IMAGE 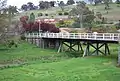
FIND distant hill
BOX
[15,3,120,22]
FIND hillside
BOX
[16,3,120,22]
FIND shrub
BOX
[45,13,48,16]
[72,22,80,28]
[58,12,63,16]
[20,35,26,40]
[64,12,69,15]
[8,40,18,48]
[38,13,43,17]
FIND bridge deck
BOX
[25,33,120,43]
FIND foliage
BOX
[20,16,60,33]
[21,1,55,11]
[58,12,63,16]
[21,4,28,11]
[115,20,120,29]
[69,1,95,28]
[103,0,110,9]
[96,12,102,19]
[38,13,43,17]
[94,0,102,6]
[0,0,7,10]
[58,1,65,12]
[72,22,81,28]
[56,20,65,27]
[27,2,35,10]
[7,40,18,48]
[64,12,69,15]
[45,13,48,16]
[67,0,75,5]
[0,0,9,43]
[116,0,120,4]
[29,13,35,23]
[39,1,55,10]
[20,35,26,40]
[56,20,73,28]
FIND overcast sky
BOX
[7,0,68,8]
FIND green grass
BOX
[0,42,120,81]
[0,42,69,65]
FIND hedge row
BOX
[38,13,49,17]
[38,12,69,17]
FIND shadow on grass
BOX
[65,51,83,58]
[0,48,10,51]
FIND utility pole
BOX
[38,20,41,33]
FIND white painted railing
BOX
[25,33,120,41]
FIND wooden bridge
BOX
[25,33,120,57]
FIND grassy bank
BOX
[0,42,120,81]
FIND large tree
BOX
[69,1,95,28]
[0,0,9,43]
[58,1,65,11]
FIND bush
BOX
[72,22,80,28]
[20,35,26,40]
[45,13,48,16]
[64,12,69,15]
[8,40,18,48]
[58,12,63,16]
[38,13,43,17]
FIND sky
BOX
[7,0,68,8]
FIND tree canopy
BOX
[69,1,95,28]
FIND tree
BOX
[116,0,120,4]
[69,1,95,28]
[103,0,110,9]
[67,0,75,5]
[50,1,55,7]
[29,13,35,23]
[0,0,7,10]
[27,2,35,10]
[0,0,9,43]
[39,1,50,9]
[94,0,102,6]
[20,16,60,33]
[59,1,65,11]
[21,4,28,11]
[8,6,18,15]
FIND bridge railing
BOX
[25,33,120,41]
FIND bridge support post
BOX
[57,40,63,53]
[57,40,83,54]
[83,42,110,57]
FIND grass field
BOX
[0,42,120,81]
